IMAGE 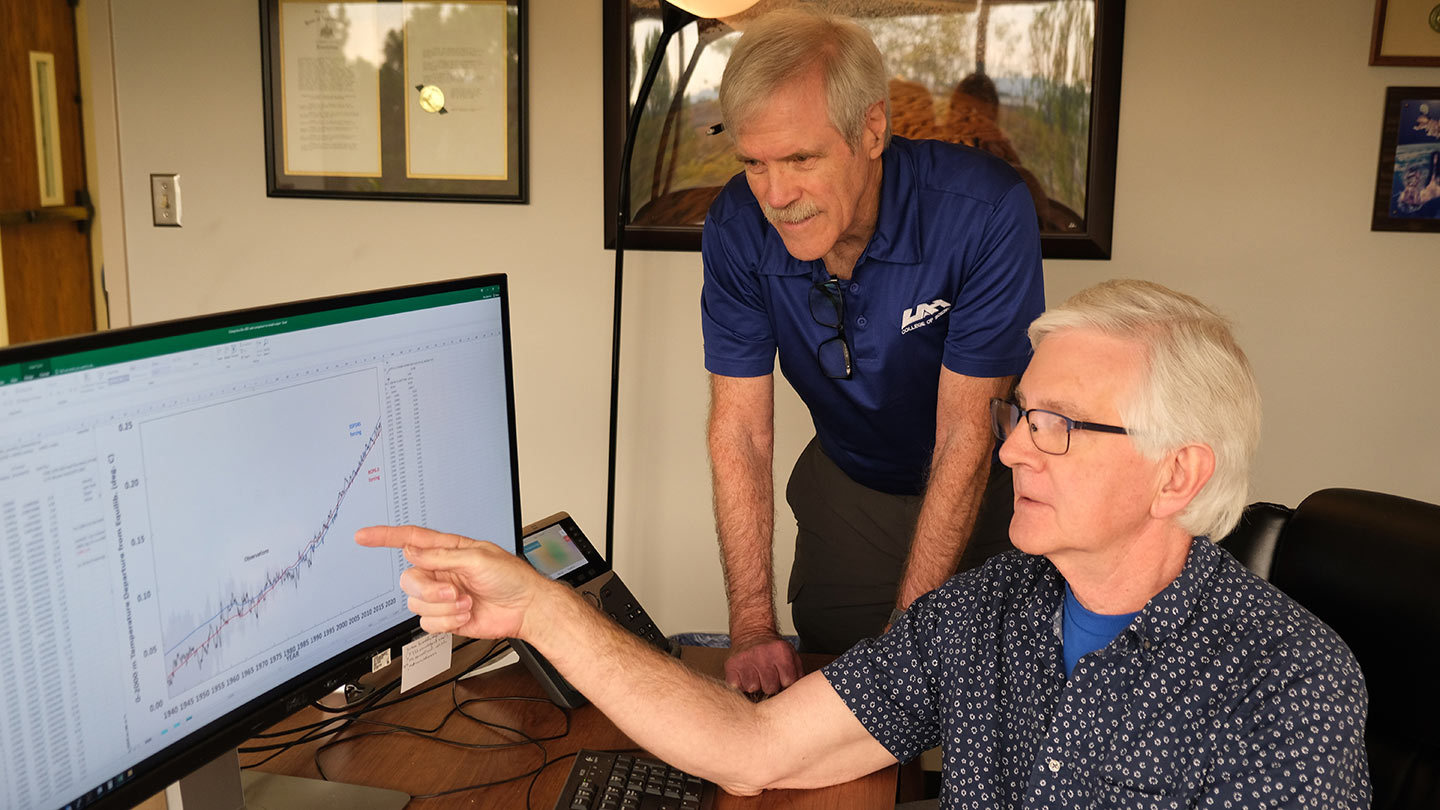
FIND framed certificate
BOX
[1370,0,1440,66]
[261,0,527,203]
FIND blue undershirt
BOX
[1061,583,1139,676]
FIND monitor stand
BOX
[168,749,408,809]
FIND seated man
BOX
[357,279,1370,808]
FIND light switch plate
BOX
[151,173,181,227]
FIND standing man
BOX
[701,9,1045,693]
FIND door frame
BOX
[0,234,9,345]
[77,0,131,329]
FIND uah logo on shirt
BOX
[901,298,952,334]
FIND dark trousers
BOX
[784,438,1014,654]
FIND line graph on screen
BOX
[144,370,394,697]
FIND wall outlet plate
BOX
[151,173,181,226]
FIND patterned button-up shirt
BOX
[823,537,1371,808]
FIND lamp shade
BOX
[666,0,758,18]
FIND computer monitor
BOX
[0,274,523,810]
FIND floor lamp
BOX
[605,0,756,562]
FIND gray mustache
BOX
[762,199,820,224]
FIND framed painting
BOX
[1372,86,1440,232]
[603,0,1125,259]
[261,0,527,203]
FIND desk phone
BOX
[514,512,675,708]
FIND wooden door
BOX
[0,0,96,346]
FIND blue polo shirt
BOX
[700,136,1045,494]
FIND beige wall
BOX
[91,0,1440,638]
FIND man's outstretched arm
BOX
[355,525,895,794]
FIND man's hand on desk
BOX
[356,525,552,640]
[724,633,803,697]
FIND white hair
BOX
[719,8,890,150]
[1029,280,1262,540]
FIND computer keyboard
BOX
[555,749,717,810]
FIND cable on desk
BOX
[237,717,358,760]
[308,686,571,787]
[237,638,506,765]
[244,637,496,747]
[526,749,579,810]
[242,635,577,800]
[453,694,572,743]
[241,679,400,748]
[310,693,570,750]
[310,698,565,800]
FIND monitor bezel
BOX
[0,273,525,810]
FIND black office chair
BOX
[1218,488,1440,810]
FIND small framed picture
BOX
[1371,87,1440,232]
[1370,0,1440,66]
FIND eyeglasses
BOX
[989,398,1128,456]
[809,278,853,380]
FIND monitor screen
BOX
[0,274,522,810]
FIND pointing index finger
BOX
[355,524,466,550]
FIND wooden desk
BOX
[240,643,896,809]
